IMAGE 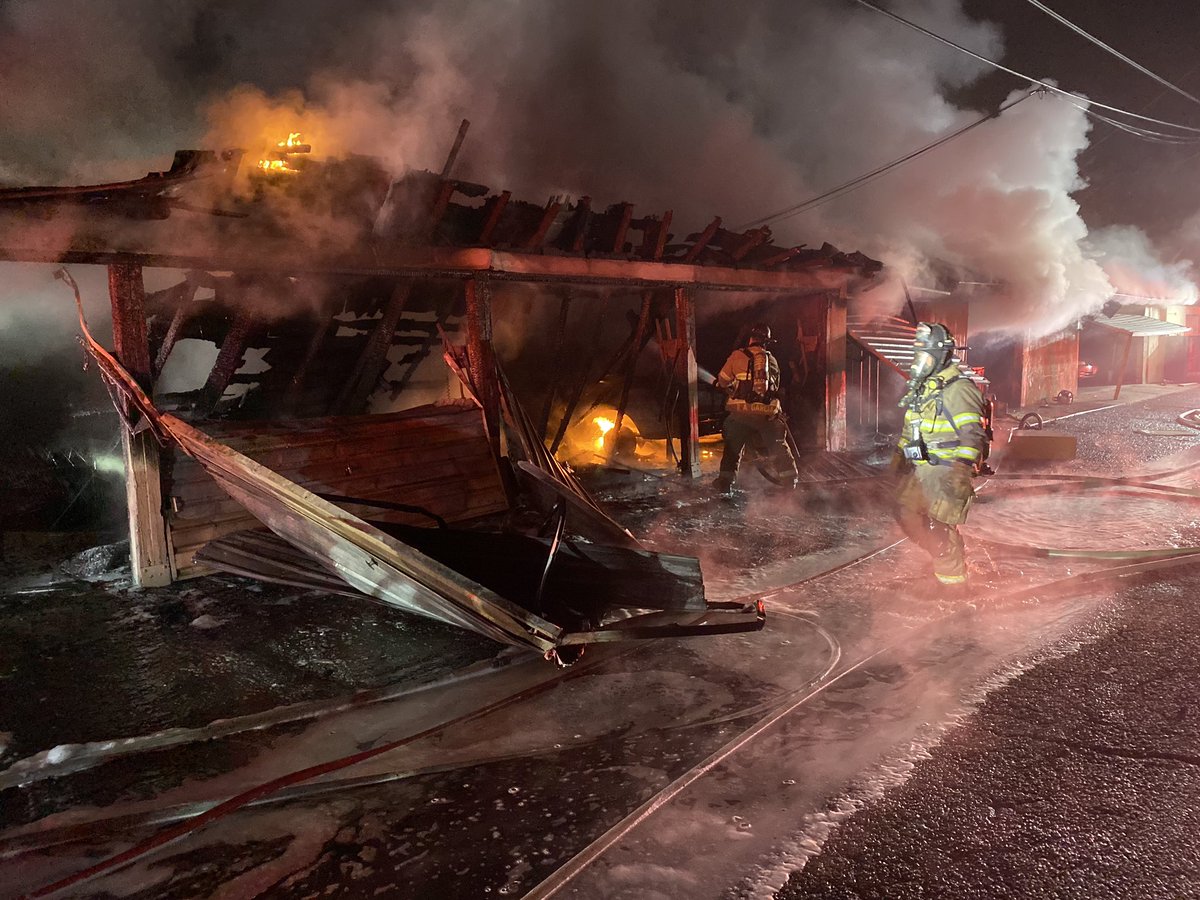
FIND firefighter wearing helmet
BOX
[712,322,798,494]
[893,322,989,586]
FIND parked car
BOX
[1079,360,1098,379]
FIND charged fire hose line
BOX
[975,466,1200,559]
[979,541,1200,562]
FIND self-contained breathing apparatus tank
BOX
[898,322,959,464]
[731,324,778,407]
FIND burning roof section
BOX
[0,138,882,289]
[0,136,884,423]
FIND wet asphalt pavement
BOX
[4,384,1200,898]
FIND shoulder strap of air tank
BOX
[932,375,965,438]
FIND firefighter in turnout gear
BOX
[894,322,988,586]
[712,323,798,494]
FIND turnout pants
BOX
[895,462,975,585]
[720,411,798,486]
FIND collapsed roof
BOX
[0,144,882,291]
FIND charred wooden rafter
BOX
[524,198,564,250]
[477,191,511,245]
[333,281,412,414]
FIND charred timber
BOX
[0,246,872,292]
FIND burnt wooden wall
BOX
[1021,329,1079,406]
[164,399,507,578]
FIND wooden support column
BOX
[824,288,849,452]
[108,262,173,587]
[334,281,412,413]
[674,285,701,478]
[465,273,502,461]
[1114,331,1134,400]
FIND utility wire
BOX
[1022,0,1200,108]
[848,0,1200,135]
[738,91,1035,230]
[1064,99,1200,145]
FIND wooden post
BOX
[108,262,173,587]
[465,273,502,460]
[1114,331,1134,400]
[674,286,701,478]
[825,289,849,452]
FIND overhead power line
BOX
[1063,98,1200,145]
[738,91,1036,230]
[1022,0,1200,108]
[848,0,1200,135]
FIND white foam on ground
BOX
[736,618,1113,899]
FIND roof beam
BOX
[0,246,860,293]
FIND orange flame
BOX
[257,158,298,175]
[256,131,309,177]
[593,415,616,449]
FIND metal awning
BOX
[1087,313,1190,337]
[1086,312,1190,401]
[847,314,988,386]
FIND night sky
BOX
[964,0,1200,240]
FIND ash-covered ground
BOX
[3,383,1200,899]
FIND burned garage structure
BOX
[0,131,881,659]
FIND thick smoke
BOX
[1,0,1197,339]
[1088,224,1198,305]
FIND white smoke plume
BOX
[1,0,1196,338]
[1088,224,1199,305]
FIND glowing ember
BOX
[593,415,616,449]
[257,158,298,175]
[256,131,310,176]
